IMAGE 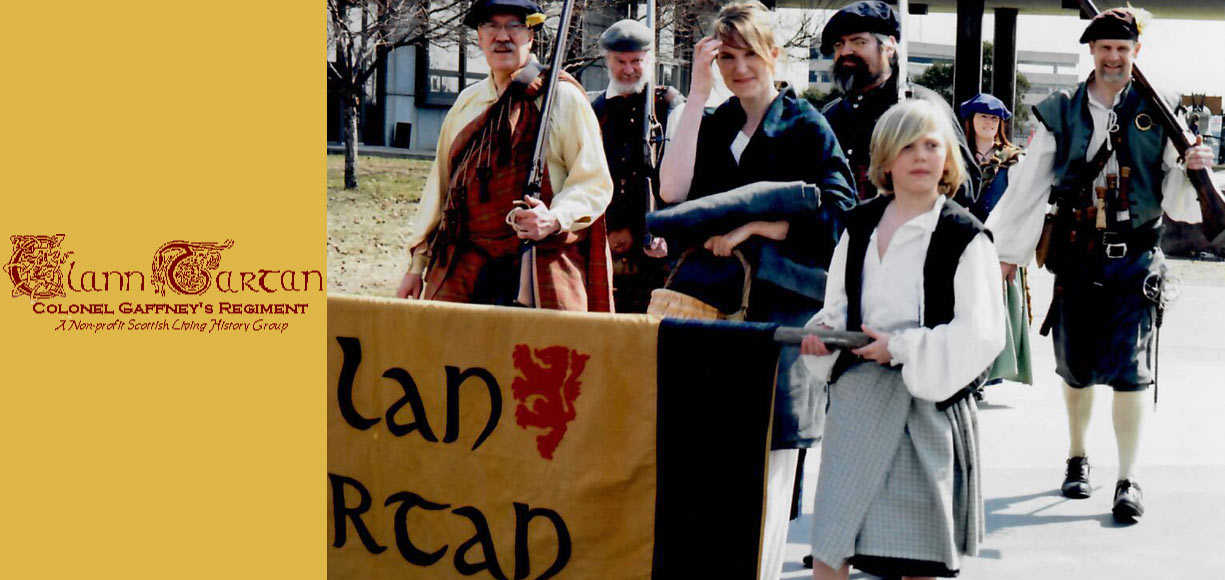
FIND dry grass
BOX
[327,154,430,297]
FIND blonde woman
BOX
[657,4,854,579]
[800,99,1004,580]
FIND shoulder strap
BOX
[1052,137,1113,206]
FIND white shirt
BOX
[730,131,751,164]
[803,196,1006,402]
[406,77,613,260]
[985,86,1203,266]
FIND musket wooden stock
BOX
[1077,0,1225,241]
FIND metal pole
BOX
[896,0,910,97]
[642,0,658,248]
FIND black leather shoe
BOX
[1061,456,1091,498]
[1113,479,1144,523]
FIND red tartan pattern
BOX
[853,162,875,201]
[423,69,612,312]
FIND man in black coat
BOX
[819,0,979,204]
[589,19,682,312]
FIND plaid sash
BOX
[852,161,875,201]
[423,65,612,312]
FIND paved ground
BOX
[779,261,1225,579]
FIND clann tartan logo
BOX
[151,240,235,296]
[6,234,72,300]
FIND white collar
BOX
[1086,84,1125,110]
[910,194,948,232]
[871,195,947,237]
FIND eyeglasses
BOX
[477,20,529,36]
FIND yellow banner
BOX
[328,295,660,579]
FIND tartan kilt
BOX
[421,237,518,305]
[809,362,983,577]
[533,221,612,312]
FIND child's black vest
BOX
[837,195,992,409]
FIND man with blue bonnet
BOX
[986,6,1217,524]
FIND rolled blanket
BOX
[646,181,820,248]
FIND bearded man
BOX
[589,18,683,312]
[819,0,978,203]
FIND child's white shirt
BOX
[803,195,1006,401]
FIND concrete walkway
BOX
[780,264,1225,579]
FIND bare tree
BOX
[327,0,845,191]
[566,1,843,93]
[327,0,467,189]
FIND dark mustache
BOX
[835,54,867,70]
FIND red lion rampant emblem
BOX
[511,344,589,460]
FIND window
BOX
[417,10,487,107]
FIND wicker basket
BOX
[646,248,751,321]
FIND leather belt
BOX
[1098,223,1161,259]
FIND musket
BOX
[1077,0,1225,241]
[773,327,870,349]
[519,0,578,305]
[641,0,659,249]
[524,0,577,201]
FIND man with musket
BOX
[397,0,615,311]
[987,6,1217,524]
[589,18,683,312]
[818,0,979,203]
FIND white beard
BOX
[607,76,648,97]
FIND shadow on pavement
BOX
[974,400,1015,411]
[985,488,1108,534]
